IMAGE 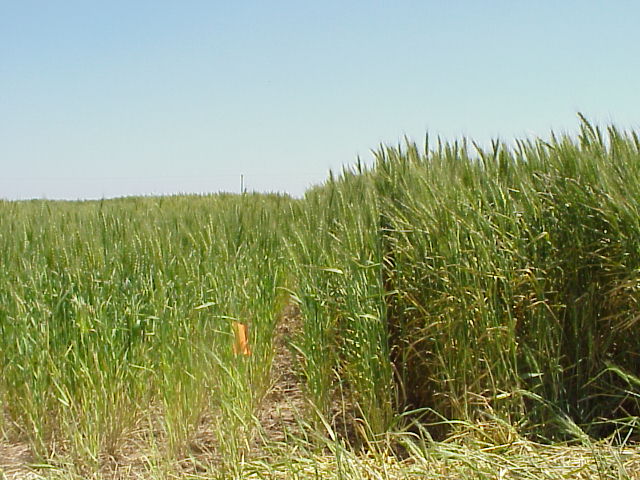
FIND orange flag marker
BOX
[232,321,251,356]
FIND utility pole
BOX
[240,174,244,194]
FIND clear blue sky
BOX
[2,1,639,199]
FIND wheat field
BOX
[1,119,639,478]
